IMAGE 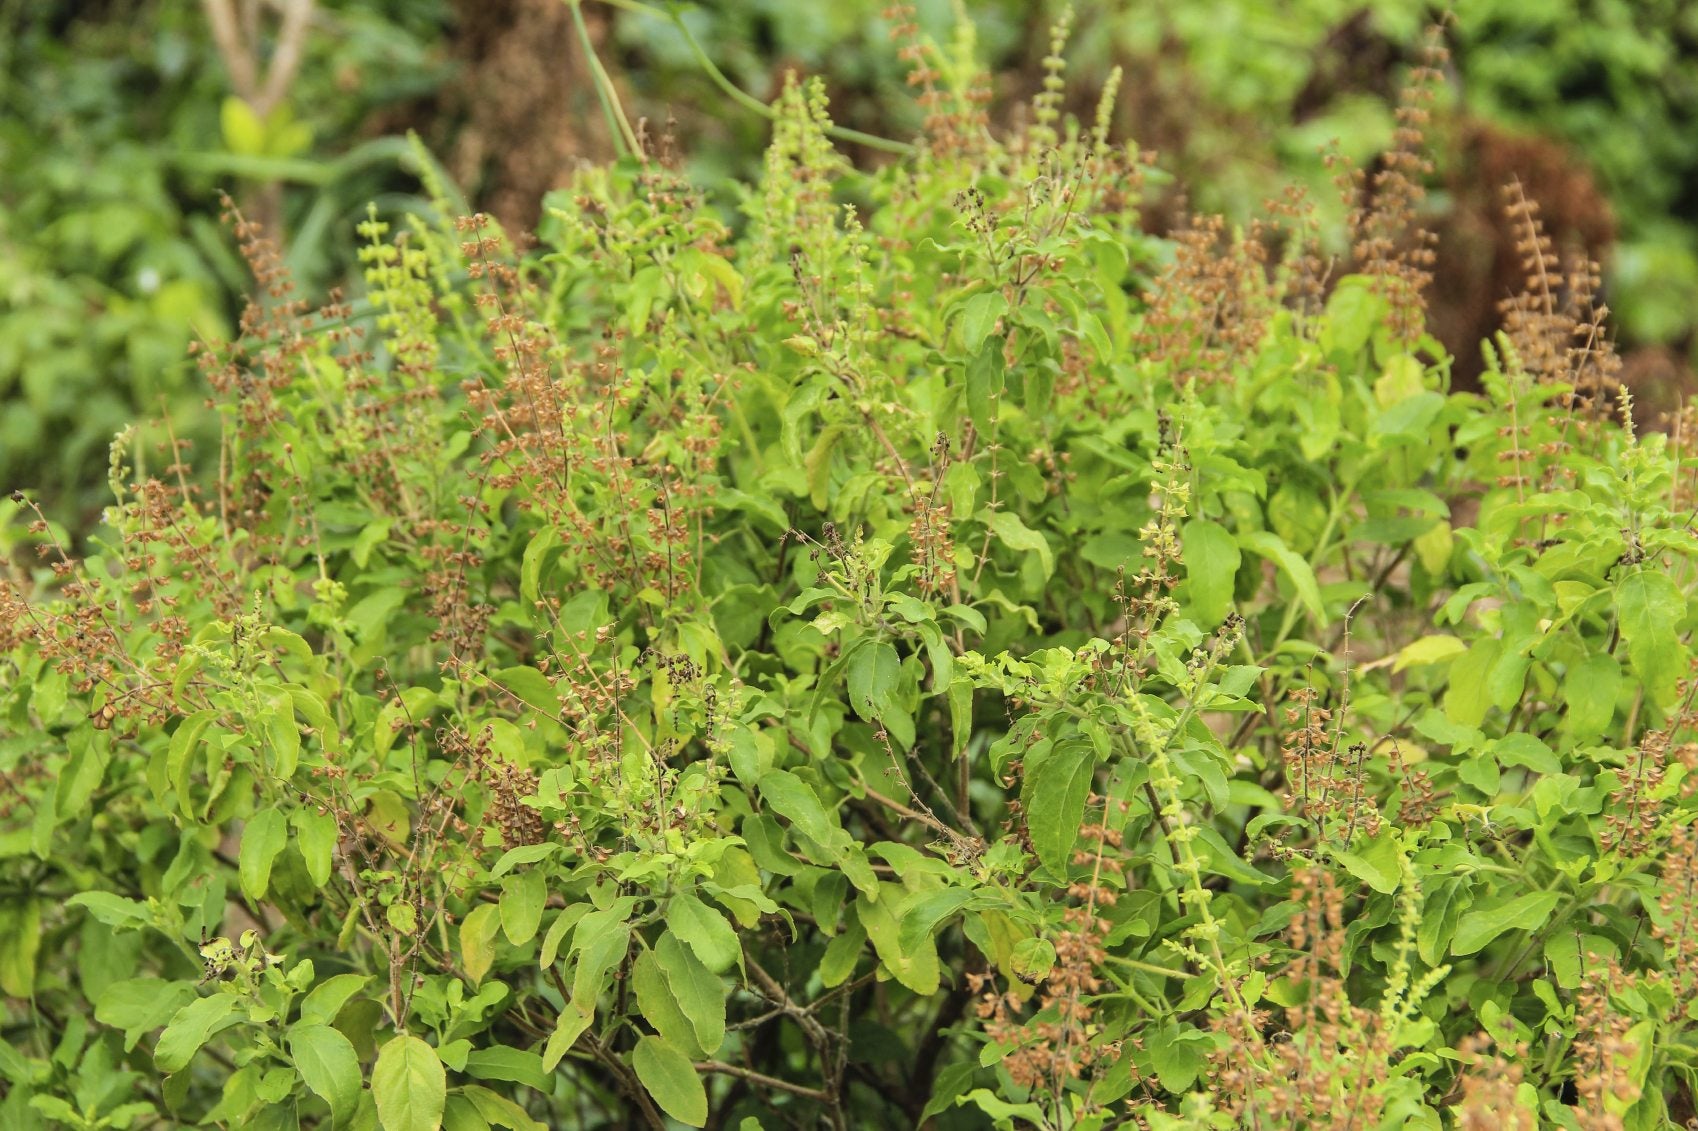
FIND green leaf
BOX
[1613,1020,1656,1118]
[856,888,941,996]
[444,1095,489,1131]
[1193,825,1275,886]
[349,588,409,656]
[1321,276,1384,356]
[921,1059,978,1122]
[491,843,558,878]
[460,903,501,987]
[569,910,630,1009]
[1615,570,1686,706]
[520,526,561,607]
[915,620,954,690]
[666,892,739,975]
[1333,832,1401,895]
[1494,734,1560,774]
[633,948,704,1058]
[1182,519,1239,626]
[388,902,419,936]
[462,1085,547,1131]
[290,1022,361,1126]
[493,666,558,718]
[239,807,289,902]
[959,291,1008,351]
[846,641,901,722]
[542,1004,594,1073]
[1148,1025,1209,1093]
[264,703,301,780]
[948,677,974,757]
[1374,391,1445,441]
[1010,938,1056,982]
[1545,931,1619,990]
[167,710,217,818]
[500,871,546,947]
[897,889,974,955]
[539,905,588,969]
[56,729,108,819]
[959,1089,1048,1123]
[299,974,370,1026]
[463,1046,548,1091]
[66,891,151,929]
[632,1036,708,1128]
[819,919,866,988]
[95,978,197,1052]
[1417,877,1469,965]
[1451,891,1561,956]
[966,339,1006,432]
[372,1035,446,1131]
[805,426,844,508]
[154,993,243,1073]
[1375,352,1427,405]
[31,667,67,727]
[1081,531,1142,570]
[758,770,838,850]
[1023,743,1094,878]
[983,510,1054,579]
[294,808,337,888]
[1444,638,1501,728]
[656,931,725,1056]
[352,519,392,568]
[1564,653,1621,739]
[1240,531,1323,621]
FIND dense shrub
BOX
[4,16,1698,1130]
[9,0,1696,534]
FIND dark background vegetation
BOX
[3,0,1696,524]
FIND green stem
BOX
[1264,471,1361,658]
[569,0,641,158]
[586,0,915,156]
[1102,954,1188,979]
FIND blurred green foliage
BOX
[0,5,231,519]
[0,0,450,523]
[609,0,1026,182]
[3,0,1696,527]
[1137,0,1698,351]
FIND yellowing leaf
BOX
[1392,635,1466,673]
[372,1035,445,1131]
[460,902,501,987]
[856,888,940,996]
[220,96,266,157]
[499,870,545,947]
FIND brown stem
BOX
[695,1061,830,1101]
